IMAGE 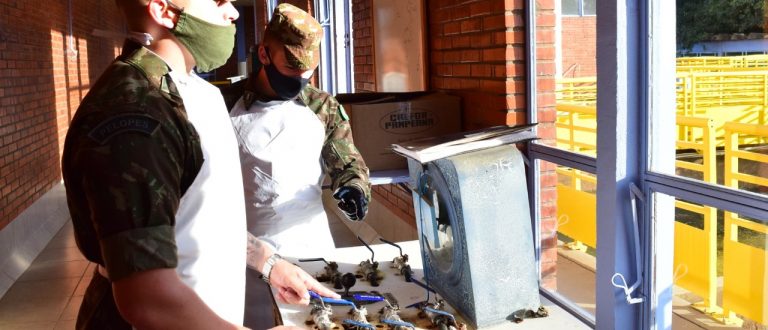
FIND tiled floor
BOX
[0,221,90,330]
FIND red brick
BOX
[469,1,491,17]
[537,12,556,28]
[499,63,525,78]
[536,93,557,107]
[471,64,493,78]
[481,47,505,62]
[506,111,526,125]
[537,46,555,61]
[471,33,493,47]
[506,94,526,109]
[536,0,556,11]
[505,0,525,11]
[460,78,481,90]
[479,79,505,93]
[539,108,557,122]
[541,172,558,187]
[541,204,558,218]
[461,18,482,33]
[452,63,471,76]
[444,21,461,35]
[460,49,481,63]
[451,35,472,48]
[508,46,526,61]
[482,14,506,31]
[536,29,555,44]
[538,77,556,92]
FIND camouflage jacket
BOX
[241,82,371,201]
[62,40,201,284]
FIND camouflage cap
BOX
[265,3,323,70]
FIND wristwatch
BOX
[261,253,283,284]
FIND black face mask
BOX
[263,48,309,100]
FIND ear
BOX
[147,0,178,29]
[258,44,271,66]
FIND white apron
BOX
[230,98,334,258]
[170,71,247,325]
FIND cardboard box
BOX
[336,92,462,171]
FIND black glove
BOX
[332,186,368,221]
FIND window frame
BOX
[314,0,355,94]
[529,0,768,328]
[561,0,597,17]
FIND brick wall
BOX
[538,0,559,290]
[0,0,123,229]
[351,0,559,288]
[352,0,375,92]
[561,16,596,78]
[429,0,527,129]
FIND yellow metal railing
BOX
[722,122,768,325]
[555,77,597,106]
[555,104,597,155]
[554,95,768,325]
[673,116,718,314]
[556,168,596,251]
[676,54,768,68]
[560,71,768,146]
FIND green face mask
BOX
[171,11,236,73]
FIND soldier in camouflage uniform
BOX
[229,3,371,328]
[62,1,337,329]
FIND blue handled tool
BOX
[342,319,375,329]
[381,319,416,329]
[309,290,357,308]
[352,293,385,302]
[424,306,456,322]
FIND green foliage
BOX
[676,0,765,50]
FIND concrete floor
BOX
[554,243,750,329]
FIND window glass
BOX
[554,0,598,156]
[646,4,768,326]
[540,160,597,317]
[561,0,580,16]
[582,0,596,15]
[652,3,768,196]
[657,193,767,327]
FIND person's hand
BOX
[332,186,368,221]
[268,259,340,305]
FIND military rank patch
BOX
[337,104,349,121]
[88,114,160,145]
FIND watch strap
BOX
[261,253,282,284]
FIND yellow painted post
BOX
[674,117,719,314]
[721,126,742,325]
[691,74,697,118]
[763,73,768,144]
[569,110,576,152]
[702,119,717,312]
[720,122,768,326]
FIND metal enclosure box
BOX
[408,145,541,328]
